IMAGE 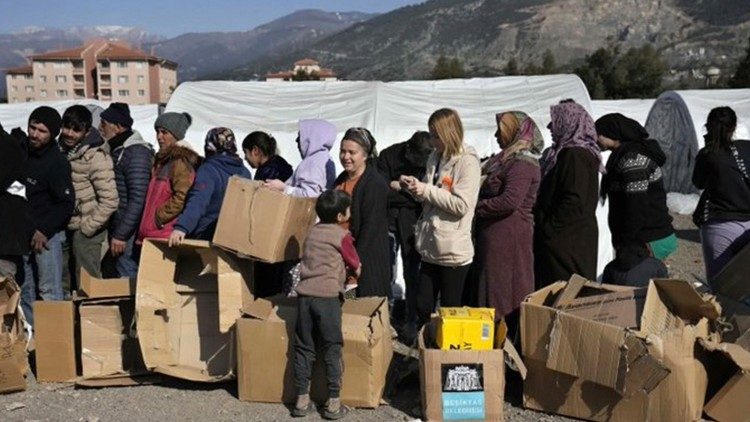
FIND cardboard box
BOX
[699,339,750,422]
[34,275,151,385]
[212,177,317,263]
[521,277,720,422]
[136,239,253,382]
[237,296,393,407]
[419,318,521,421]
[437,307,495,350]
[78,267,135,298]
[0,277,28,394]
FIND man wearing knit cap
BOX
[137,112,200,243]
[20,106,75,326]
[99,102,154,278]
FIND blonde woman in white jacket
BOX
[401,108,481,326]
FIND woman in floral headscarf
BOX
[474,112,542,335]
[168,127,251,246]
[534,100,603,288]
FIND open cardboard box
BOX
[418,317,524,421]
[136,239,254,382]
[236,294,393,408]
[521,276,720,422]
[212,177,318,263]
[34,270,152,386]
[699,339,750,421]
[0,277,28,394]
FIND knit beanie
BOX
[154,112,192,140]
[29,106,62,139]
[100,102,133,128]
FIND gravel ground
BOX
[0,213,702,422]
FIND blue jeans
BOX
[21,231,65,327]
[103,235,139,279]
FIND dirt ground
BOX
[0,213,703,422]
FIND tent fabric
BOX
[591,99,655,125]
[0,99,159,149]
[645,91,700,194]
[645,89,750,194]
[167,75,613,278]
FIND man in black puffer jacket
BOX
[99,103,154,278]
[0,123,29,279]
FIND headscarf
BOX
[342,127,377,158]
[540,101,604,177]
[485,111,543,174]
[596,113,666,201]
[204,127,238,157]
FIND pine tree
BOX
[505,58,519,75]
[541,49,557,74]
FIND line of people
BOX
[1,100,748,344]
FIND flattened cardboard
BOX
[712,241,750,303]
[212,177,317,263]
[78,268,135,298]
[136,239,239,382]
[237,296,393,408]
[34,301,77,383]
[700,339,750,422]
[551,274,589,308]
[560,288,646,328]
[521,278,719,421]
[0,277,28,394]
[419,319,506,421]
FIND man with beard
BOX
[21,106,74,326]
[59,105,118,287]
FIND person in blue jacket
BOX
[168,127,251,246]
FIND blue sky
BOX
[4,0,422,37]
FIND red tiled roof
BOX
[96,43,177,67]
[266,71,293,79]
[30,46,86,60]
[294,58,319,66]
[5,65,33,75]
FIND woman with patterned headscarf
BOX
[168,127,251,246]
[534,100,602,288]
[474,111,542,335]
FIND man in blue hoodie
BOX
[168,127,251,246]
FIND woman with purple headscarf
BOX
[534,100,603,288]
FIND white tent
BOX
[167,75,614,278]
[0,99,160,149]
[645,89,750,194]
[591,99,655,125]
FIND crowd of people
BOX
[1,100,749,418]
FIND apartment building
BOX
[4,39,177,104]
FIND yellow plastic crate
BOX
[436,307,495,350]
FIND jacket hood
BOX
[65,129,105,159]
[156,143,201,168]
[123,130,152,150]
[205,153,246,173]
[298,119,336,159]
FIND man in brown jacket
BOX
[59,105,118,283]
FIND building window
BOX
[138,89,145,96]
[137,75,145,84]
[101,75,111,84]
[53,62,66,69]
[74,75,84,83]
[25,74,32,80]
[55,75,67,83]
[135,62,144,69]
[25,86,33,93]
[100,61,110,69]
[117,75,129,83]
[56,89,68,97]
[118,89,129,96]
[116,61,128,68]
[40,89,48,97]
[39,75,47,83]
[101,89,111,97]
[74,89,85,97]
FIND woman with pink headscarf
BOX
[474,111,542,337]
[534,100,603,288]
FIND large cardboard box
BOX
[419,318,515,421]
[0,277,28,394]
[699,339,750,422]
[136,239,253,382]
[521,277,720,422]
[236,295,393,407]
[212,177,317,263]
[34,271,150,385]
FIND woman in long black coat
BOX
[534,100,603,288]
[335,128,391,298]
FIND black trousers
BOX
[293,296,344,398]
[417,261,471,325]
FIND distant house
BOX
[4,38,177,104]
[266,59,338,82]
